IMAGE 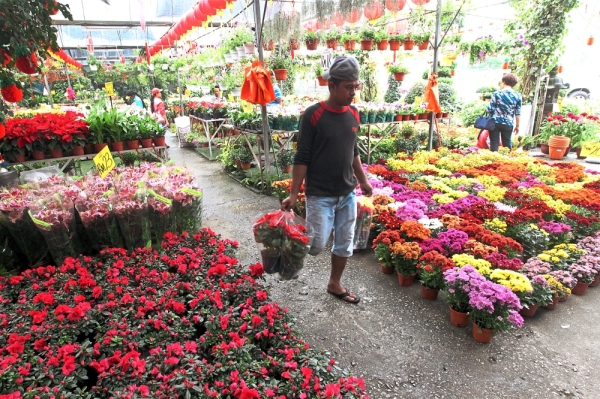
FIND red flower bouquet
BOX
[253,210,314,280]
[353,196,374,250]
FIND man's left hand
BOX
[359,181,373,197]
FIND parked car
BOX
[561,72,600,100]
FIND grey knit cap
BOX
[322,56,360,81]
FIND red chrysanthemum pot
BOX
[1,84,24,103]
[15,53,38,74]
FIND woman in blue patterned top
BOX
[486,73,522,151]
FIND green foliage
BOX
[276,149,295,167]
[505,0,580,101]
[405,82,425,105]
[458,36,497,64]
[394,136,421,155]
[389,65,408,74]
[460,100,489,127]
[384,74,402,104]
[359,27,376,41]
[438,77,453,86]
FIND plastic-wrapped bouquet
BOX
[253,210,314,280]
[353,196,373,250]
[112,184,151,251]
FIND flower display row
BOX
[355,102,450,125]
[0,229,369,398]
[0,164,202,269]
[0,109,167,163]
[272,148,600,343]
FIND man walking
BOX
[281,56,372,304]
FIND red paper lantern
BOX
[332,12,344,27]
[364,1,384,21]
[345,7,361,24]
[410,0,430,5]
[385,0,406,12]
[1,84,24,103]
[200,0,216,16]
[208,0,226,10]
[321,18,331,30]
[174,23,186,36]
[194,7,207,22]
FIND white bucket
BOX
[175,116,191,135]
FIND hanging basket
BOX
[403,40,415,50]
[587,36,594,46]
[389,40,401,51]
[361,39,374,51]
[274,69,288,80]
[376,40,389,50]
[326,39,339,49]
[393,72,405,81]
[344,40,356,50]
[417,41,429,51]
[317,76,328,86]
[305,39,319,50]
[289,39,300,50]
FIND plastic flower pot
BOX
[543,296,559,310]
[317,76,328,86]
[274,69,288,80]
[361,39,374,51]
[418,41,429,51]
[94,143,107,153]
[305,39,319,50]
[49,149,63,158]
[403,40,415,50]
[376,40,389,50]
[380,263,394,274]
[140,139,153,148]
[240,162,251,170]
[421,285,439,301]
[126,140,140,150]
[72,146,85,156]
[84,144,94,154]
[13,153,26,163]
[519,304,539,318]
[571,281,590,295]
[289,39,300,50]
[540,143,550,154]
[389,40,401,51]
[394,114,403,121]
[590,274,600,287]
[110,142,124,152]
[548,146,569,160]
[393,72,405,81]
[472,321,494,344]
[397,272,416,287]
[326,39,338,49]
[449,306,469,328]
[368,112,377,124]
[344,40,356,51]
[153,137,166,147]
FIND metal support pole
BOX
[527,65,544,137]
[427,0,442,151]
[43,74,53,107]
[178,69,183,117]
[254,0,270,177]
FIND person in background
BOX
[268,74,283,106]
[212,84,223,101]
[280,56,372,304]
[126,90,146,110]
[150,88,169,128]
[486,73,522,151]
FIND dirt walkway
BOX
[167,134,600,399]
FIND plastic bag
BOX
[147,186,178,246]
[75,190,124,251]
[353,196,374,250]
[241,60,276,106]
[424,73,442,114]
[252,210,314,280]
[112,186,152,251]
[29,193,81,266]
[172,187,203,234]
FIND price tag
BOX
[580,142,600,157]
[241,100,254,113]
[228,94,235,102]
[93,145,116,179]
[104,82,115,96]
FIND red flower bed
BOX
[0,229,368,398]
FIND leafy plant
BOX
[388,65,408,74]
[460,100,489,128]
[269,55,289,70]
[359,27,376,41]
[304,31,320,41]
[374,30,389,44]
[313,63,324,79]
[277,149,295,167]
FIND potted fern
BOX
[360,27,376,51]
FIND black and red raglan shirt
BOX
[293,101,360,197]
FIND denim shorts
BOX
[306,192,356,258]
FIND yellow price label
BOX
[292,142,297,150]
[104,82,115,96]
[241,100,254,113]
[51,90,56,95]
[228,94,235,102]
[579,142,600,157]
[93,145,116,179]
[185,89,191,96]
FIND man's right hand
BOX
[281,195,297,211]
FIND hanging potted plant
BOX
[587,36,594,46]
[314,63,327,86]
[389,33,405,51]
[325,30,341,50]
[289,36,301,50]
[359,27,376,51]
[374,30,389,50]
[388,64,408,81]
[269,55,289,81]
[304,31,320,51]
[403,34,415,50]
[341,31,358,51]
[414,33,430,51]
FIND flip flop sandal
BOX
[327,289,360,304]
